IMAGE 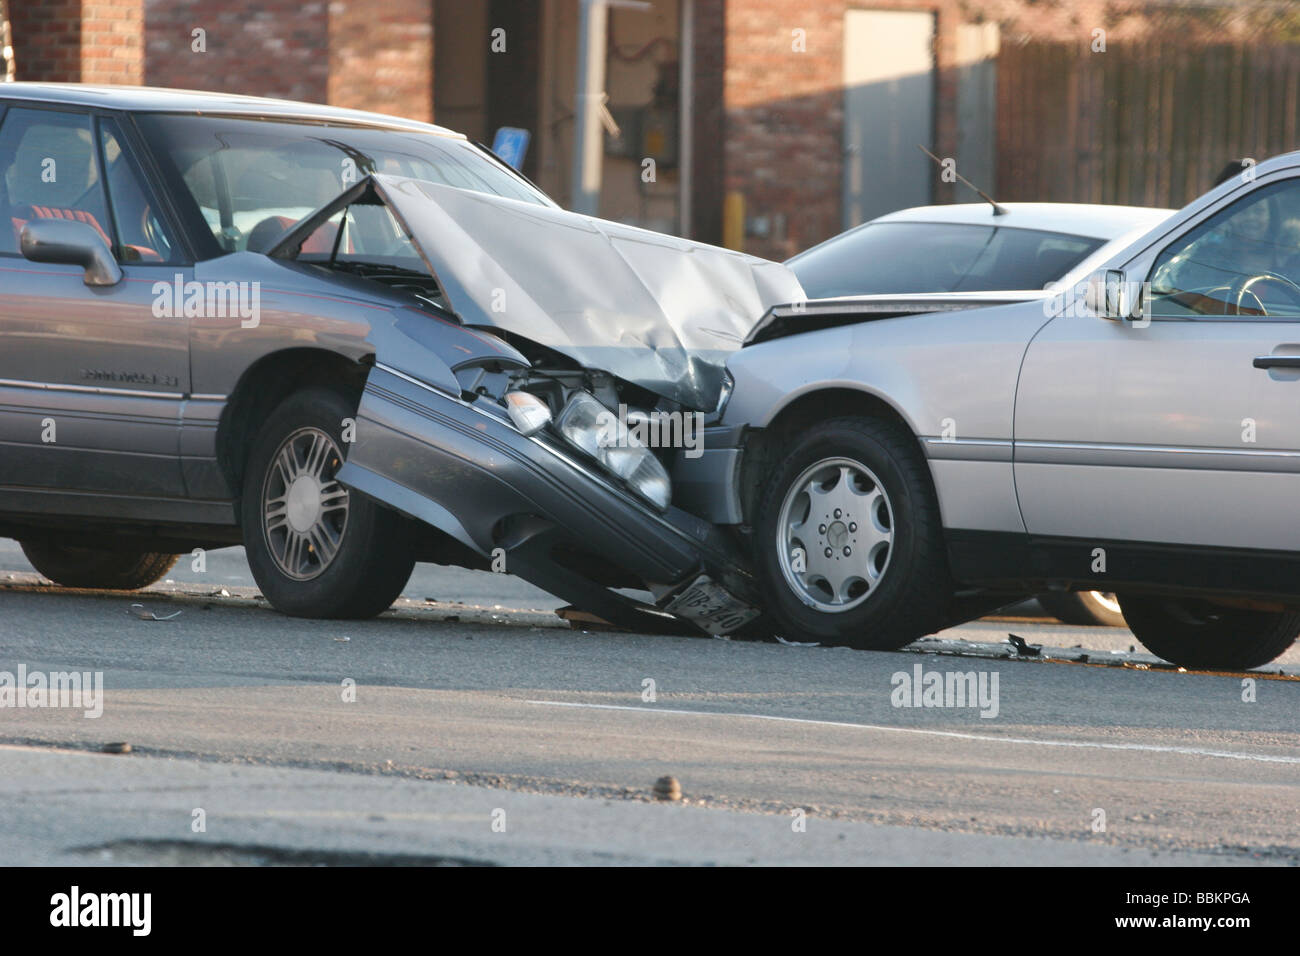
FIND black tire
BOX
[1117,594,1300,670]
[19,541,178,590]
[240,386,415,619]
[1037,590,1126,627]
[751,416,950,649]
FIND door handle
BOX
[1252,355,1300,369]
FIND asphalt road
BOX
[1,539,1297,866]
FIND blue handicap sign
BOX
[491,127,531,170]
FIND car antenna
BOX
[917,144,1008,216]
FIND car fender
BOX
[723,299,1053,534]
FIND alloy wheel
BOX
[776,457,894,613]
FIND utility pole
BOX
[571,0,650,216]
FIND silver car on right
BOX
[784,198,1175,627]
[681,153,1300,670]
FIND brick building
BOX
[8,0,1300,260]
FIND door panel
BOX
[1015,313,1300,549]
[0,261,190,500]
[0,106,189,507]
[1015,175,1300,552]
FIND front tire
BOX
[241,386,415,619]
[752,416,950,649]
[1117,594,1300,670]
[19,541,177,590]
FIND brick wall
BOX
[328,0,433,122]
[722,0,843,260]
[11,0,142,84]
[82,0,143,84]
[10,0,433,122]
[143,0,330,103]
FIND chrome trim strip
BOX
[0,377,184,400]
[923,438,1013,447]
[923,437,1014,462]
[1017,439,1300,458]
[1015,439,1300,473]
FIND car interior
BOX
[0,108,170,263]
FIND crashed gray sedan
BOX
[0,84,794,634]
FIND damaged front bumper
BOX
[337,363,760,634]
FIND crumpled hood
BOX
[344,175,803,411]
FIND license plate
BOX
[664,575,761,635]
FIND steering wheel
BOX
[1233,272,1300,315]
[140,205,164,253]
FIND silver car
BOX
[785,199,1175,627]
[680,153,1300,669]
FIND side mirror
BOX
[1085,268,1137,320]
[20,218,122,287]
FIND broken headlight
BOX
[556,391,671,510]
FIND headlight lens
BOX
[504,391,552,436]
[556,392,671,509]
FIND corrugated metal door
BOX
[842,9,935,227]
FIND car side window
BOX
[98,116,179,264]
[1148,178,1300,319]
[0,107,112,256]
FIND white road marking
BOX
[527,700,1300,766]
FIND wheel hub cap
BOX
[776,457,894,613]
[262,427,350,581]
[286,476,323,533]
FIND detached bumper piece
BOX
[336,365,759,634]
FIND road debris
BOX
[1007,633,1042,657]
[653,776,682,801]
[127,604,182,621]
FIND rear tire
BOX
[240,386,415,619]
[1037,590,1126,627]
[1117,594,1300,670]
[751,416,950,649]
[19,541,177,590]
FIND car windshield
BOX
[135,113,552,258]
[787,221,1104,298]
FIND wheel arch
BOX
[738,386,936,528]
[216,347,371,501]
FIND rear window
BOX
[788,221,1103,298]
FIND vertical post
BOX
[571,0,609,216]
[678,0,694,238]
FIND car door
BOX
[0,105,191,515]
[1014,170,1300,554]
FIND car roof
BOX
[0,83,464,138]
[871,201,1176,240]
